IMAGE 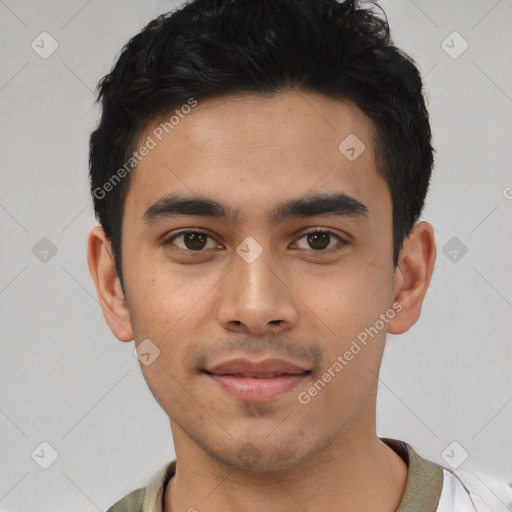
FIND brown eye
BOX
[182,232,208,250]
[166,231,218,251]
[295,230,346,251]
[307,232,330,250]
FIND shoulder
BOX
[106,488,145,512]
[382,437,511,512]
[106,460,176,512]
[441,468,512,512]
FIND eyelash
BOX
[163,228,348,253]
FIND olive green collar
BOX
[108,437,444,512]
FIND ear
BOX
[387,222,436,335]
[87,226,134,342]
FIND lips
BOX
[203,358,311,401]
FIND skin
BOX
[88,90,436,512]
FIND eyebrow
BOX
[142,192,369,225]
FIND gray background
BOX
[0,0,511,510]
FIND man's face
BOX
[120,91,398,471]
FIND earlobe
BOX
[87,226,134,342]
[387,222,436,335]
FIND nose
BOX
[215,245,299,335]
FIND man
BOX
[86,0,507,510]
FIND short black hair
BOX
[89,0,433,294]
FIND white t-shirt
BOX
[438,468,512,512]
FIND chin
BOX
[204,436,320,474]
[227,451,305,473]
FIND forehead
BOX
[123,91,387,224]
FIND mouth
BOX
[202,358,312,401]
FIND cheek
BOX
[300,258,391,331]
[300,263,392,399]
[125,260,219,341]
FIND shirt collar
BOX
[140,438,443,512]
[141,460,176,512]
[381,437,443,512]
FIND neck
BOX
[164,401,408,512]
